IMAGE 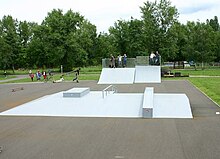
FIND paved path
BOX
[0,81,220,159]
[0,75,28,83]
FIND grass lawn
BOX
[188,78,220,106]
[162,69,220,106]
[0,75,16,80]
[171,69,220,76]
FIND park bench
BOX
[163,72,174,77]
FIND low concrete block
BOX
[142,87,154,118]
[63,88,90,98]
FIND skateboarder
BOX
[73,68,80,83]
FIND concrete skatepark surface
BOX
[0,81,220,159]
[0,88,192,118]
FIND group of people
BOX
[28,68,80,83]
[110,54,127,68]
[150,51,160,65]
[29,70,51,82]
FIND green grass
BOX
[188,78,220,106]
[162,68,220,105]
[171,69,220,76]
[0,75,16,80]
[80,66,102,73]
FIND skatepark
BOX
[0,78,220,158]
[0,61,220,158]
[0,65,192,119]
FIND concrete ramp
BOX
[0,90,143,118]
[98,68,135,84]
[98,66,161,84]
[141,87,192,118]
[153,94,193,118]
[134,66,161,83]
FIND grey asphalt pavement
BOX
[0,80,220,159]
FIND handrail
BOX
[102,85,117,98]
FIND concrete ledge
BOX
[142,87,154,118]
[63,88,90,98]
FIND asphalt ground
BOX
[0,80,220,159]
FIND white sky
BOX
[0,0,220,33]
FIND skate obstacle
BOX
[102,85,117,98]
[98,66,161,84]
[142,87,154,118]
[0,86,193,118]
[63,88,90,98]
[98,68,135,84]
[134,66,161,83]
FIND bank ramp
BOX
[98,68,135,84]
[98,66,161,84]
[134,66,161,83]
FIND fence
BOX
[162,61,220,69]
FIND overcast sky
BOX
[0,0,220,32]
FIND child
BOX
[30,73,34,81]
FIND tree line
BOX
[0,0,220,71]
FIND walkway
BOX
[0,75,28,83]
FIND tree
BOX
[128,18,146,56]
[0,37,12,71]
[0,15,19,72]
[29,9,97,71]
[168,22,187,61]
[94,32,116,64]
[109,18,146,58]
[73,20,97,66]
[214,31,220,62]
[207,16,219,31]
[140,0,179,61]
[26,23,50,68]
[207,16,220,62]
[17,21,35,68]
[184,21,216,69]
[109,20,130,56]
